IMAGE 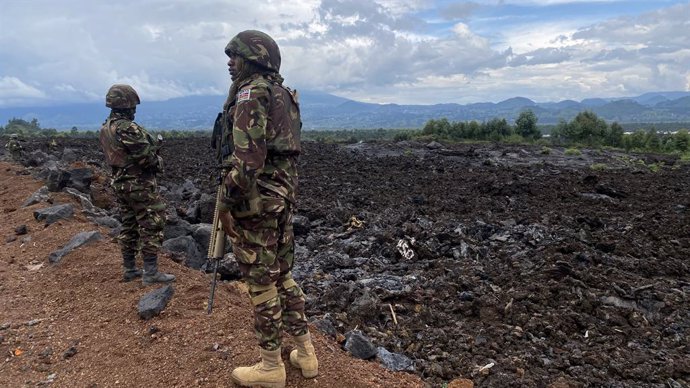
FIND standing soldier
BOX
[218,30,318,387]
[5,134,24,161]
[99,84,175,285]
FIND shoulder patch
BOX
[237,88,251,102]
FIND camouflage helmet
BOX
[105,84,141,109]
[10,133,18,139]
[225,30,281,72]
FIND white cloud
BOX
[494,0,627,4]
[0,77,47,106]
[0,0,688,107]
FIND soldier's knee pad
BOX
[248,283,279,306]
[281,272,298,290]
[280,272,304,298]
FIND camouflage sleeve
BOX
[117,122,159,170]
[223,82,269,202]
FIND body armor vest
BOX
[99,118,128,167]
[223,77,302,157]
[266,81,301,155]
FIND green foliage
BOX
[564,147,582,156]
[645,128,661,151]
[607,122,624,148]
[540,146,551,155]
[419,116,539,143]
[623,130,647,151]
[483,117,513,141]
[590,163,607,171]
[559,111,608,146]
[515,109,541,139]
[393,131,411,142]
[503,134,526,144]
[0,118,58,137]
[673,129,689,152]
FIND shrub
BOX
[564,147,582,156]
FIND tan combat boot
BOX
[231,347,286,388]
[289,332,319,378]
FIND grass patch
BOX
[564,147,582,156]
[590,163,607,171]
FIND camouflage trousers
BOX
[224,192,308,351]
[113,176,166,258]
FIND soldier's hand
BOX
[218,204,237,239]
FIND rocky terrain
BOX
[1,136,689,387]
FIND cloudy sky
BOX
[1,0,689,107]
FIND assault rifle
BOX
[207,112,231,314]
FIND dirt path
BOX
[0,161,423,387]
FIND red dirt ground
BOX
[0,161,424,387]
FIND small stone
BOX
[49,231,102,264]
[459,291,474,301]
[39,347,53,359]
[15,225,28,235]
[62,345,78,359]
[343,330,377,360]
[138,285,174,320]
[474,335,487,346]
[33,204,74,225]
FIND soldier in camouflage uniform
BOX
[217,30,318,388]
[99,84,175,285]
[5,134,23,161]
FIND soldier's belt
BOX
[113,164,156,176]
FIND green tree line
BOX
[419,110,541,142]
[1,118,210,139]
[550,111,689,153]
[4,111,689,155]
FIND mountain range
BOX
[1,91,690,131]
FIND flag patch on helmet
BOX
[237,88,251,102]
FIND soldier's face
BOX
[228,55,239,80]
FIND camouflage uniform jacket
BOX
[222,73,301,212]
[99,114,161,184]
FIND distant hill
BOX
[1,91,690,130]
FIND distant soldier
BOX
[218,30,317,387]
[5,134,23,161]
[99,84,175,284]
